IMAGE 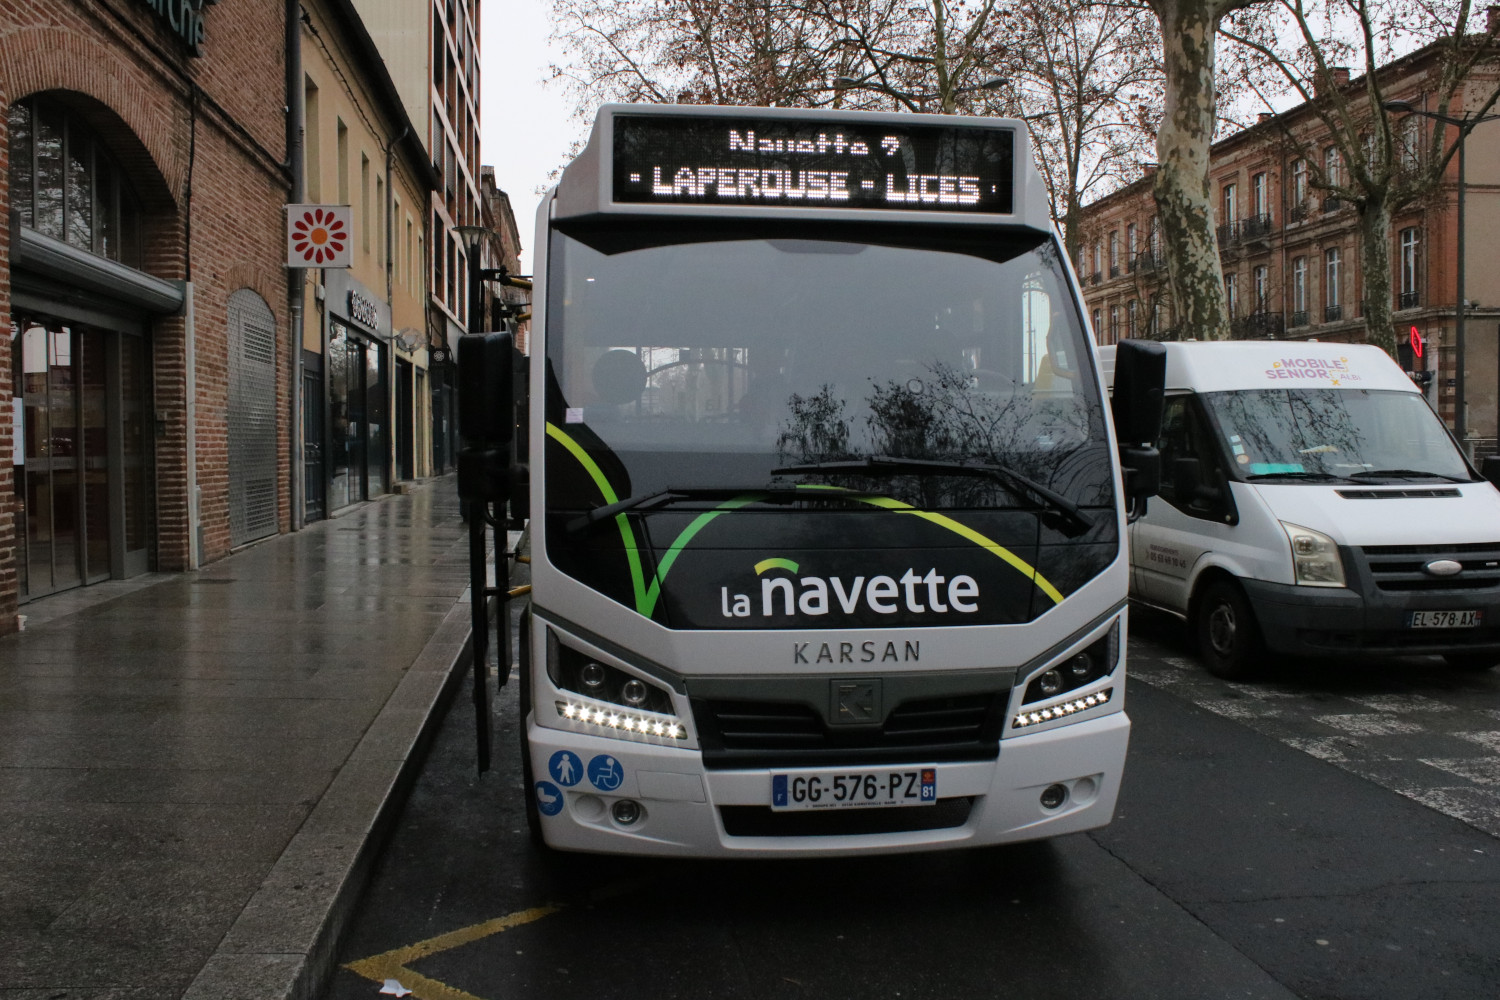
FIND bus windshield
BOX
[1201,387,1471,482]
[544,229,1113,511]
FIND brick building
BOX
[2,0,293,626]
[1077,41,1500,458]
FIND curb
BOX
[180,599,475,1000]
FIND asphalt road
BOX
[322,614,1500,1000]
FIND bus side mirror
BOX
[1111,340,1167,520]
[458,332,516,503]
[1482,455,1500,491]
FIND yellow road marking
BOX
[344,903,562,1000]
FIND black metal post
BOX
[1456,132,1468,453]
[464,235,491,773]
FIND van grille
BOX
[692,691,1005,770]
[1360,542,1500,592]
[1336,488,1461,499]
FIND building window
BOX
[1398,116,1421,171]
[1252,172,1268,218]
[1292,158,1307,204]
[1108,304,1119,343]
[1222,182,1237,223]
[1292,256,1307,323]
[1224,272,1238,316]
[1127,299,1138,338]
[1253,265,1268,311]
[1108,231,1119,276]
[1325,247,1342,320]
[1091,242,1102,281]
[1092,307,1103,334]
[1399,227,1421,307]
[1127,223,1138,260]
[1324,147,1342,187]
[6,96,144,268]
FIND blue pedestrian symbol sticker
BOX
[587,754,624,792]
[548,750,583,787]
[534,780,564,816]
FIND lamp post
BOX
[831,74,1008,111]
[1384,101,1500,456]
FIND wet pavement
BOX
[0,476,488,999]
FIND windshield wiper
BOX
[772,456,1094,533]
[566,487,808,534]
[1245,471,1350,481]
[1347,468,1471,483]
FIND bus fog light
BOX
[612,799,642,825]
[1040,784,1068,809]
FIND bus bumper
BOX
[526,710,1130,858]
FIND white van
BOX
[1101,340,1500,678]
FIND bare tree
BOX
[1218,0,1500,354]
[549,0,846,111]
[1145,0,1265,341]
[1008,0,1162,261]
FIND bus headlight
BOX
[546,630,690,744]
[1280,521,1345,587]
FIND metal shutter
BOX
[227,289,278,545]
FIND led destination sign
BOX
[612,114,1015,214]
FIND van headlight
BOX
[1280,521,1345,587]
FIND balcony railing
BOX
[1231,311,1285,340]
[1288,203,1310,224]
[1322,196,1343,213]
[1134,249,1163,272]
[1242,213,1273,238]
[1324,303,1343,322]
[1290,309,1310,328]
[1397,290,1420,310]
[1091,270,1103,286]
[1109,264,1121,278]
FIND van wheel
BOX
[1442,652,1500,671]
[1194,579,1262,680]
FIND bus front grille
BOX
[691,691,1006,770]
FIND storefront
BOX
[322,271,391,513]
[7,95,181,602]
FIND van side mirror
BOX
[458,331,516,503]
[1111,340,1167,520]
[1482,454,1500,491]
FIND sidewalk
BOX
[0,476,490,999]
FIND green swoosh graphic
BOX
[545,423,649,613]
[546,421,1065,616]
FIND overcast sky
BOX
[480,0,584,274]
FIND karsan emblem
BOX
[720,556,980,619]
[831,679,882,725]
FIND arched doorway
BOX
[7,92,179,599]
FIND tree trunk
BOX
[1357,199,1397,356]
[1150,0,1229,340]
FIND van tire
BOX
[1442,652,1500,671]
[1194,579,1262,680]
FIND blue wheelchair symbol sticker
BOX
[587,754,624,792]
[534,780,564,816]
[548,750,583,787]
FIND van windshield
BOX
[544,229,1113,511]
[1200,387,1472,482]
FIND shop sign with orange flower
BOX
[286,204,352,268]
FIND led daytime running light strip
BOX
[1012,687,1114,729]
[556,700,689,740]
